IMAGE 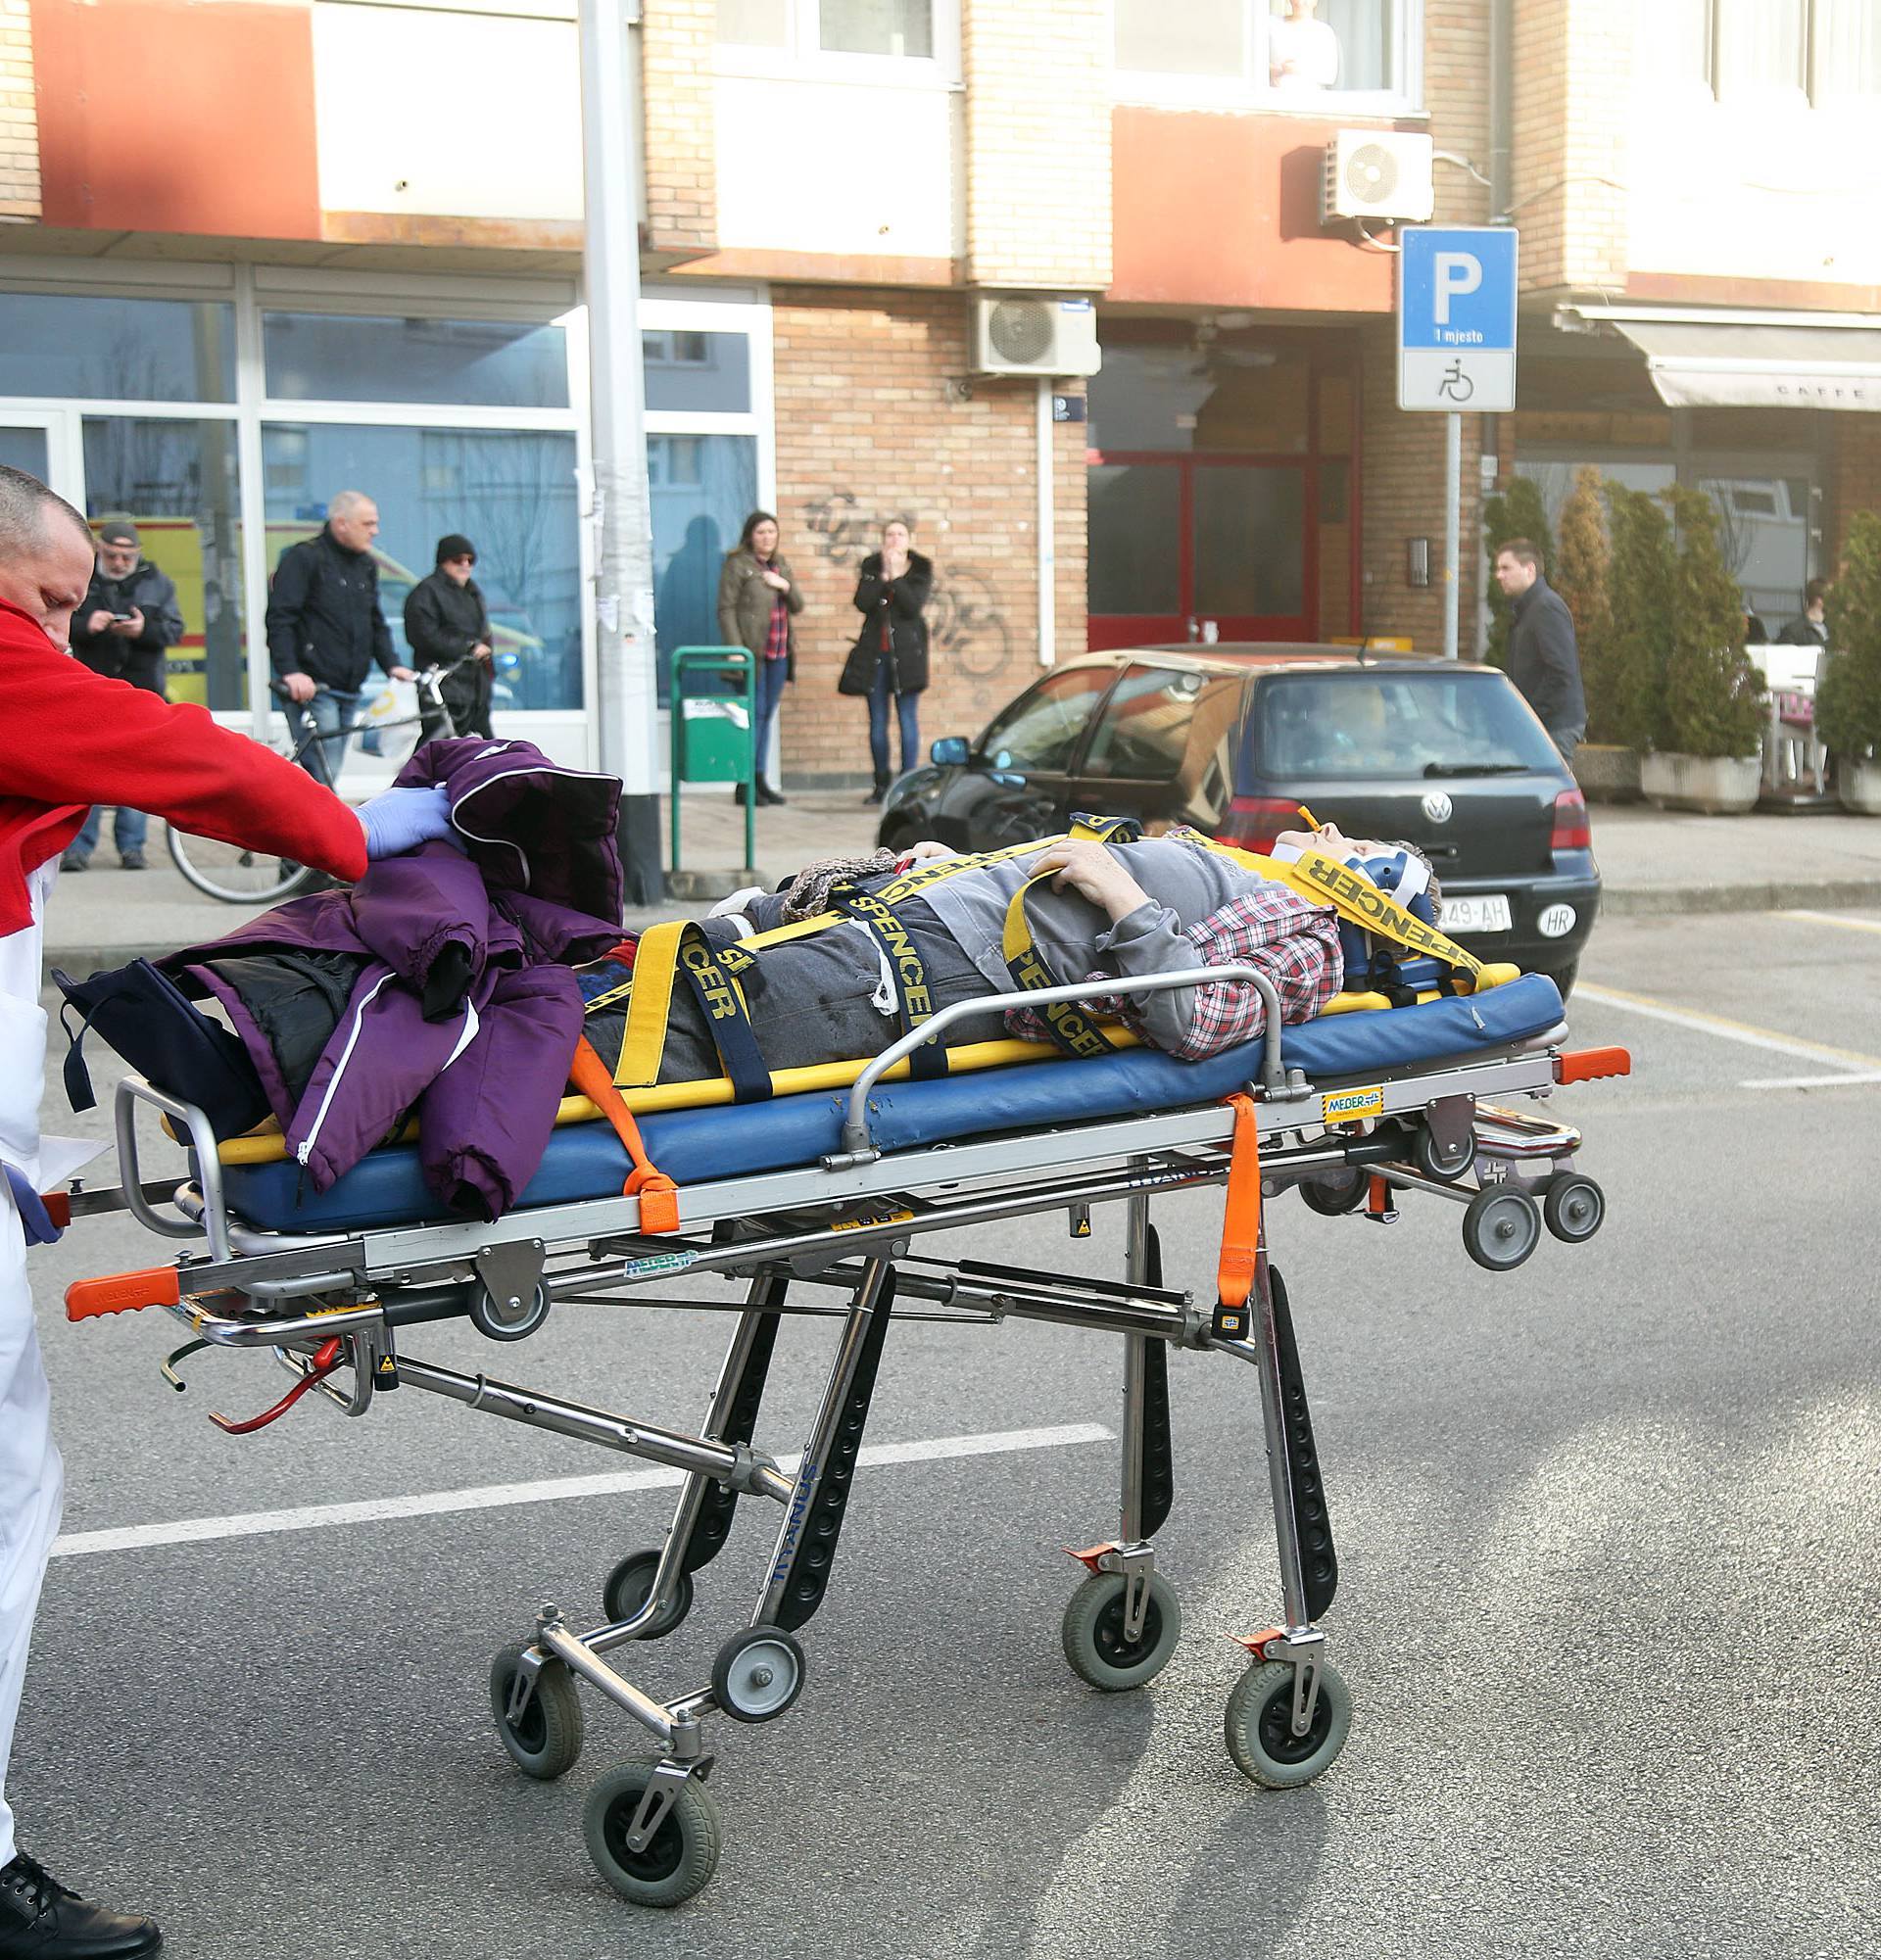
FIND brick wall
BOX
[0,0,38,221]
[1830,418,1881,573]
[1511,0,1627,295]
[961,0,1109,292]
[769,286,1086,786]
[642,0,715,254]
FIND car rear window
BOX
[1250,670,1562,780]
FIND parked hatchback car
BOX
[876,646,1599,992]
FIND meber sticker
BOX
[1322,1085,1385,1123]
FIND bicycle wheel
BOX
[166,823,324,905]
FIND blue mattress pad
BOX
[217,974,1565,1234]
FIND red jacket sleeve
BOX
[0,607,367,881]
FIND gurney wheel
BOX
[1299,1169,1368,1218]
[1225,1657,1352,1790]
[584,1762,722,1908]
[1060,1570,1182,1692]
[468,1280,550,1343]
[1461,1187,1542,1272]
[603,1550,694,1641]
[711,1624,806,1723]
[488,1645,585,1782]
[1413,1123,1475,1183]
[1542,1173,1605,1244]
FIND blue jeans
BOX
[296,688,360,789]
[753,656,789,786]
[867,659,920,781]
[73,804,148,859]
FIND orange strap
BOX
[568,1036,681,1234]
[1216,1092,1264,1311]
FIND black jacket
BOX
[840,550,934,696]
[1507,575,1586,736]
[404,568,495,733]
[70,557,184,695]
[265,526,398,694]
[1774,614,1827,648]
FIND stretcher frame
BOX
[71,965,1611,1907]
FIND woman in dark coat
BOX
[716,509,803,806]
[840,517,933,805]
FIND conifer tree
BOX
[1602,484,1674,751]
[1481,475,1552,668]
[1819,509,1881,760]
[1553,466,1615,741]
[1659,485,1765,757]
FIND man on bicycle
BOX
[404,533,496,741]
[0,463,457,1960]
[265,490,414,787]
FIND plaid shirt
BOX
[762,594,792,661]
[1004,884,1343,1062]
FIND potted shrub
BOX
[1818,509,1881,814]
[1552,467,1635,800]
[1637,486,1767,813]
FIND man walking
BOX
[62,521,184,872]
[265,491,412,787]
[1494,538,1586,760]
[0,463,459,1960]
[403,533,496,740]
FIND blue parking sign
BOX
[1398,226,1519,411]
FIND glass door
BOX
[0,408,81,504]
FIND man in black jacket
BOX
[265,490,412,785]
[403,533,495,739]
[62,519,185,871]
[1494,537,1586,759]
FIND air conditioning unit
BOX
[971,295,1103,378]
[1321,129,1434,226]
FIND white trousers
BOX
[0,861,60,1870]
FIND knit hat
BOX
[435,533,476,565]
[97,518,140,549]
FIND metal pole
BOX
[579,0,663,904]
[1443,409,1462,659]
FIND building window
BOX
[263,313,570,410]
[1687,1,1881,106]
[1113,0,1420,111]
[643,329,752,413]
[717,0,945,68]
[0,294,236,403]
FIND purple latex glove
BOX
[357,785,460,859]
[4,1164,62,1246]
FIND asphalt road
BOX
[15,909,1880,1959]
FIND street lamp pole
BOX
[578,0,662,903]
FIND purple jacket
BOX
[167,738,624,1219]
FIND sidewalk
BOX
[39,792,1881,969]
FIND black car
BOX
[877,646,1599,992]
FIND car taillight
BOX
[1217,795,1303,853]
[1551,788,1591,851]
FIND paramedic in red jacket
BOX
[0,464,458,1960]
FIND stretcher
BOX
[62,961,1629,1908]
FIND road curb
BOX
[1602,878,1881,918]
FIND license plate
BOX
[1437,892,1512,933]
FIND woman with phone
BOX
[715,510,802,806]
[839,516,933,806]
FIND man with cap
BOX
[403,533,496,740]
[62,521,184,872]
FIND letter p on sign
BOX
[1433,252,1481,324]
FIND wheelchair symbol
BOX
[1436,360,1474,404]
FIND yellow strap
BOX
[998,871,1123,1057]
[615,920,688,1087]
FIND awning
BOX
[1585,311,1881,412]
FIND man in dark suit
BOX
[1494,538,1586,760]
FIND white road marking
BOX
[49,1420,1113,1560]
[1776,908,1881,938]
[1737,1072,1881,1090]
[1575,980,1881,1072]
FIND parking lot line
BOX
[1776,909,1881,938]
[1574,980,1881,1073]
[49,1419,1113,1560]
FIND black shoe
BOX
[732,780,750,806]
[58,851,87,874]
[119,850,147,871]
[0,1853,161,1958]
[863,780,888,807]
[761,782,788,806]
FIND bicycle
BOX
[167,659,476,904]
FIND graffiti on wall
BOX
[800,489,1016,701]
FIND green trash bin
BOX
[670,645,756,882]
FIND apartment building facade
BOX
[2,0,1877,776]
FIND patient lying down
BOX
[595,823,1439,1087]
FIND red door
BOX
[1087,454,1314,648]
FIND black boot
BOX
[0,1853,161,1958]
[863,774,890,807]
[733,779,749,806]
[757,780,787,807]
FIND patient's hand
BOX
[903,839,953,865]
[1032,838,1151,924]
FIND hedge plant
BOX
[1818,508,1881,760]
[1657,485,1765,759]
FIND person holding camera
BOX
[61,519,184,872]
[840,516,933,806]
